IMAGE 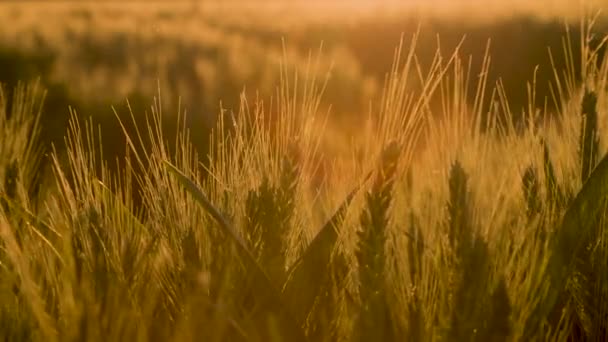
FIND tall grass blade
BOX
[282,172,369,326]
[564,88,605,340]
[164,161,249,250]
[527,150,608,337]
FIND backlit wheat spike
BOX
[579,89,599,183]
[3,160,19,205]
[522,165,541,220]
[524,145,608,339]
[541,138,563,213]
[165,161,307,342]
[447,160,471,254]
[557,89,607,341]
[354,142,400,342]
[406,213,424,287]
[245,177,289,285]
[446,160,473,339]
[480,276,512,341]
[278,156,299,217]
[244,156,298,287]
[405,212,425,341]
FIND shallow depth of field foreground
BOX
[2,7,608,342]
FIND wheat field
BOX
[1,1,608,341]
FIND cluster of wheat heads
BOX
[0,21,608,341]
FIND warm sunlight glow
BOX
[0,1,606,339]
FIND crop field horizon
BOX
[0,1,608,341]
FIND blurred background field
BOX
[0,0,606,164]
